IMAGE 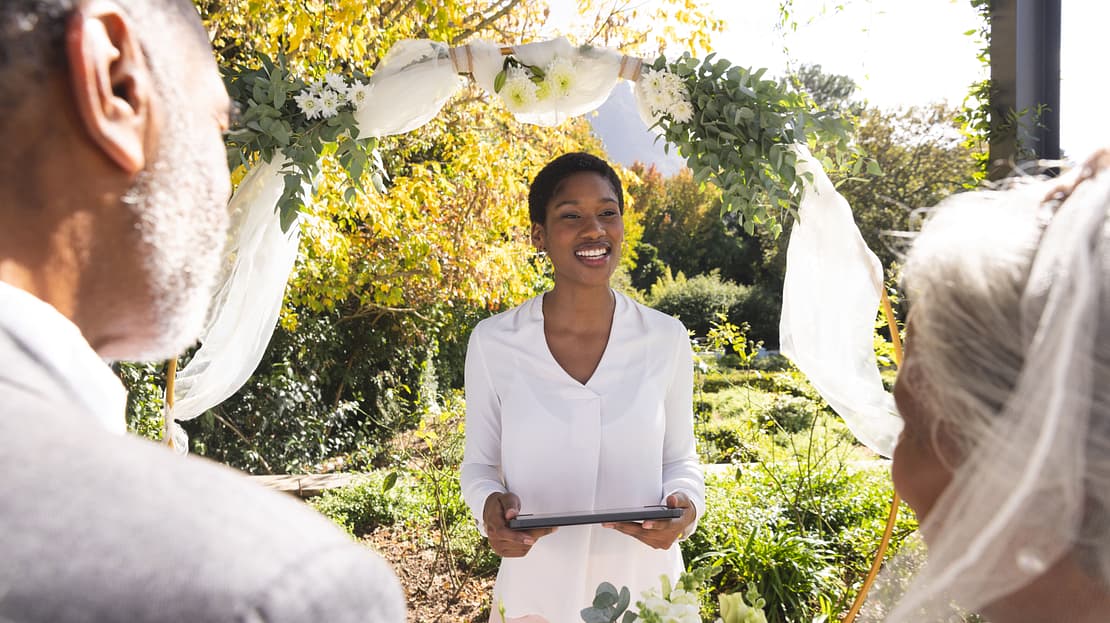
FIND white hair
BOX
[883,169,1110,620]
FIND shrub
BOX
[758,395,818,435]
[729,284,782,348]
[310,471,410,535]
[700,418,759,464]
[683,461,916,623]
[649,271,749,337]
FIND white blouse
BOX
[460,291,705,622]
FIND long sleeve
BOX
[660,323,705,537]
[460,325,508,535]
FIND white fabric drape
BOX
[779,145,902,457]
[466,38,625,127]
[167,158,302,448]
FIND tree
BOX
[838,104,982,274]
[792,63,861,116]
[627,164,763,290]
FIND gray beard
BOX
[117,90,229,361]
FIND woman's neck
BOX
[542,284,614,329]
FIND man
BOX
[0,1,405,621]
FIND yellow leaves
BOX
[287,12,313,52]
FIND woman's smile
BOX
[574,243,612,267]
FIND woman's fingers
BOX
[482,492,559,557]
[604,521,679,549]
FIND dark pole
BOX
[989,0,1061,179]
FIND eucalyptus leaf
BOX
[580,608,611,623]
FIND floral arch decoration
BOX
[165,35,899,475]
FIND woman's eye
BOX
[562,213,580,219]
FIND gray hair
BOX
[900,174,1110,582]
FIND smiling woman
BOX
[459,153,705,623]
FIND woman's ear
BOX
[531,222,546,251]
[66,1,153,175]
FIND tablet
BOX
[507,505,683,530]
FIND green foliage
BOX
[791,64,861,116]
[956,0,992,180]
[183,311,431,474]
[836,104,982,274]
[649,271,748,337]
[647,271,781,346]
[627,165,764,290]
[706,314,762,369]
[310,470,407,535]
[223,53,384,231]
[116,361,165,441]
[649,53,859,237]
[701,418,759,464]
[683,458,915,623]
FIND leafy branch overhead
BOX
[224,44,874,238]
[645,53,869,237]
[223,53,386,232]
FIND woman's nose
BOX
[580,216,605,237]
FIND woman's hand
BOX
[603,492,696,550]
[482,492,557,558]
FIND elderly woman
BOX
[460,153,704,623]
[882,150,1110,622]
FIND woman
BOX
[879,150,1110,622]
[460,153,705,622]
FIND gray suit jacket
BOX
[0,329,406,622]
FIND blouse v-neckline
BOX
[537,290,621,388]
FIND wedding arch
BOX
[161,35,904,620]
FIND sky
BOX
[545,0,1107,161]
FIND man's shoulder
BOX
[0,405,405,622]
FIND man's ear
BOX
[531,222,546,251]
[66,2,153,175]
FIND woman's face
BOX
[532,171,624,288]
[891,338,956,528]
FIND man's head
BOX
[0,0,232,361]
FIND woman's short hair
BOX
[527,152,624,225]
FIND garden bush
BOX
[310,471,411,535]
[683,460,915,623]
[729,284,782,348]
[700,418,759,464]
[649,271,749,337]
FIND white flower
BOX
[324,71,348,94]
[640,68,669,95]
[534,79,552,102]
[670,99,694,123]
[295,90,324,119]
[318,88,343,117]
[544,57,576,98]
[659,71,686,99]
[637,67,691,123]
[501,75,538,111]
[642,87,671,116]
[347,81,373,109]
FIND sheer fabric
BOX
[779,145,902,457]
